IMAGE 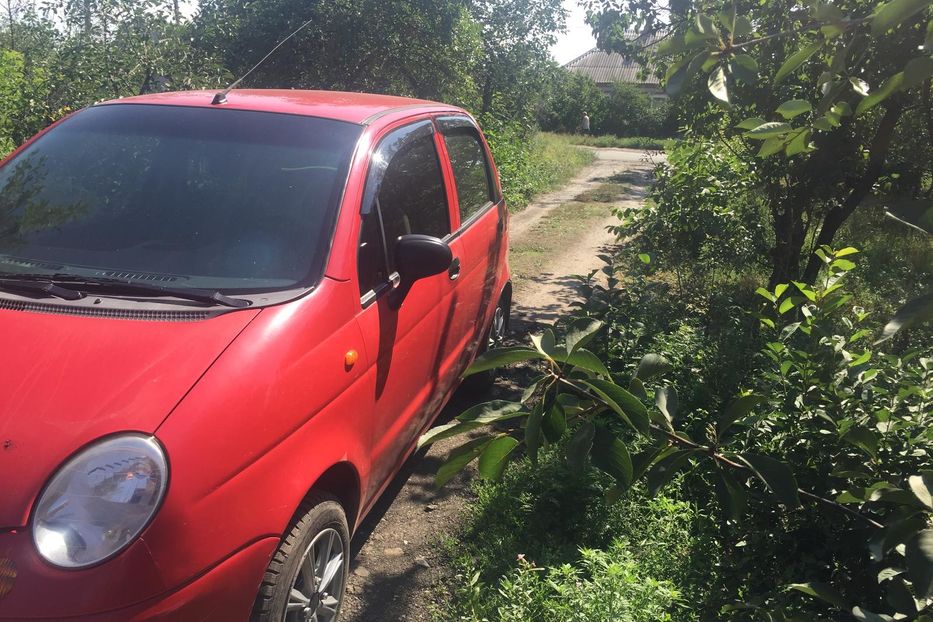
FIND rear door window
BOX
[441,127,495,222]
[358,121,450,295]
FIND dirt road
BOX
[340,147,658,622]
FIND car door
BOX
[355,119,458,499]
[435,116,506,376]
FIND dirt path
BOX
[340,147,658,622]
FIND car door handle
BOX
[448,257,461,281]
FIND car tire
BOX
[463,291,510,393]
[252,494,350,622]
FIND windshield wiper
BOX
[0,277,85,301]
[0,273,251,308]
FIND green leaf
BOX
[583,379,651,434]
[465,347,544,376]
[531,329,557,357]
[418,401,525,448]
[775,42,823,83]
[477,435,519,481]
[647,449,695,495]
[637,252,651,264]
[564,348,610,378]
[666,51,708,96]
[849,76,871,96]
[719,395,768,436]
[436,436,494,487]
[908,471,933,509]
[835,247,859,257]
[733,15,753,38]
[832,258,857,271]
[877,292,933,343]
[779,296,797,314]
[737,116,767,130]
[655,386,678,427]
[565,318,604,353]
[542,401,566,442]
[848,350,871,367]
[776,99,813,119]
[786,129,813,156]
[843,427,879,459]
[730,54,758,83]
[902,55,933,90]
[636,353,673,381]
[745,121,793,139]
[906,529,933,598]
[739,453,801,507]
[525,401,544,465]
[591,427,633,489]
[708,65,730,103]
[856,72,904,115]
[566,421,596,472]
[755,286,777,302]
[758,136,787,156]
[787,582,847,609]
[714,468,747,519]
[632,443,667,480]
[872,0,933,35]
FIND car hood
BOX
[0,306,260,527]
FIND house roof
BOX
[563,31,665,86]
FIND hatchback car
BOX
[0,90,510,621]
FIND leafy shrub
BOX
[443,448,721,622]
[426,249,932,622]
[488,544,680,622]
[600,83,676,138]
[481,117,594,211]
[614,138,771,285]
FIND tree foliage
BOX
[585,0,933,285]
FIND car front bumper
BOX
[0,533,276,622]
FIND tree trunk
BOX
[172,0,180,24]
[801,101,904,282]
[768,198,805,287]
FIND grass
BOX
[543,132,678,151]
[574,183,627,203]
[496,132,596,214]
[435,449,721,622]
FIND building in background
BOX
[563,31,667,104]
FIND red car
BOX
[0,90,510,621]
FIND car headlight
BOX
[32,434,168,569]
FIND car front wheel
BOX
[252,495,350,622]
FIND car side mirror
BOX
[391,234,452,307]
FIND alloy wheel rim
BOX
[489,305,506,348]
[284,528,346,622]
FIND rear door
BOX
[435,116,506,376]
[355,119,458,499]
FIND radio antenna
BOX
[212,16,316,105]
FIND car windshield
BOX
[0,104,362,293]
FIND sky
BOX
[181,0,595,67]
[550,0,597,65]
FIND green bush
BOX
[614,138,771,285]
[442,448,721,622]
[481,117,595,212]
[599,83,675,138]
[488,544,680,622]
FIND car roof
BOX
[99,89,466,125]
